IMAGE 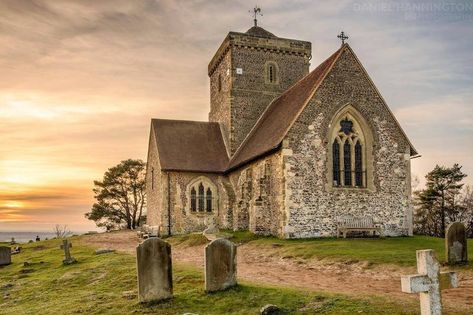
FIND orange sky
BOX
[1,1,472,232]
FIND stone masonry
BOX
[146,26,416,239]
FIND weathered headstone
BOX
[136,238,173,302]
[62,240,76,265]
[445,222,468,265]
[401,249,458,315]
[0,246,11,266]
[204,238,237,292]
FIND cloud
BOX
[0,0,472,231]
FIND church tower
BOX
[208,25,311,155]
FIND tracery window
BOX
[187,177,217,213]
[331,115,367,188]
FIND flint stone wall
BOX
[282,48,412,238]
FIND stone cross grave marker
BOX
[445,222,467,265]
[136,238,173,303]
[0,246,11,266]
[62,240,77,265]
[401,249,458,315]
[205,238,237,292]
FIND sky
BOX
[0,0,472,232]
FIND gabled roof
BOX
[151,119,229,173]
[228,43,418,170]
[227,45,344,170]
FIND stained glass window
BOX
[198,183,205,212]
[344,140,352,186]
[332,140,340,186]
[190,187,196,211]
[206,188,212,212]
[355,141,363,186]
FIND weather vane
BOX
[337,31,349,45]
[250,6,263,27]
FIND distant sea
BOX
[0,232,84,244]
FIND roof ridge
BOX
[228,45,346,170]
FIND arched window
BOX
[355,141,363,187]
[329,108,371,189]
[187,177,218,213]
[206,188,212,212]
[190,187,197,211]
[332,139,340,186]
[265,62,278,84]
[343,140,352,186]
[198,183,205,212]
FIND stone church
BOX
[145,24,418,238]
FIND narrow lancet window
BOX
[332,140,340,186]
[269,65,274,83]
[343,140,352,186]
[206,188,212,212]
[190,187,197,211]
[355,141,363,186]
[198,183,205,212]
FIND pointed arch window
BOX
[198,183,205,211]
[206,188,212,212]
[187,177,218,213]
[343,140,352,186]
[329,113,368,189]
[218,73,222,92]
[332,140,340,186]
[190,187,197,211]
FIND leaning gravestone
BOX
[205,238,237,292]
[445,222,468,265]
[62,240,77,265]
[136,238,173,302]
[0,246,11,266]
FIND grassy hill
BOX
[0,236,422,315]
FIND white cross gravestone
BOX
[401,249,458,315]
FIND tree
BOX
[413,164,467,237]
[53,224,72,238]
[85,159,146,230]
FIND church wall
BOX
[163,172,233,235]
[283,48,413,238]
[228,151,286,237]
[145,128,165,229]
[209,49,232,152]
[229,46,310,154]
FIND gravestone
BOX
[445,222,467,265]
[0,246,11,266]
[401,249,458,315]
[204,238,237,292]
[136,238,173,302]
[62,240,76,265]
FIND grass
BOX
[222,231,473,267]
[0,237,418,315]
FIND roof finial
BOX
[250,6,263,27]
[337,31,349,45]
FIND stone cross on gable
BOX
[401,249,458,315]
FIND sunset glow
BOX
[0,0,472,232]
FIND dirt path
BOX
[81,231,473,313]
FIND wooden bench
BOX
[337,216,381,238]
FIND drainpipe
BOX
[167,172,172,236]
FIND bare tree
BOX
[54,224,72,238]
